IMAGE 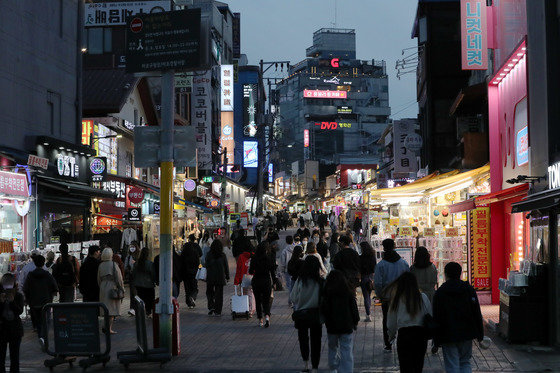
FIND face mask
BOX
[302,241,308,245]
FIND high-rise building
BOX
[275,28,391,171]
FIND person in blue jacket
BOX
[374,238,409,352]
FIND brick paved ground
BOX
[9,229,560,372]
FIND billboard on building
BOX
[243,141,258,168]
[191,71,212,170]
[85,1,170,27]
[303,89,347,99]
[392,120,418,175]
[460,0,488,70]
[243,84,258,137]
[221,65,234,111]
[220,112,235,165]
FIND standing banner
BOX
[470,207,491,290]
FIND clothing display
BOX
[121,227,138,251]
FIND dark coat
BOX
[287,257,304,282]
[321,289,360,335]
[433,279,484,346]
[24,268,58,307]
[317,241,329,260]
[205,251,230,285]
[332,248,361,287]
[79,256,100,301]
[232,236,253,258]
[359,253,376,277]
[154,251,183,285]
[0,290,24,338]
[249,254,276,284]
[181,242,201,276]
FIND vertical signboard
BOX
[191,71,212,170]
[460,0,488,70]
[243,84,258,137]
[470,207,491,290]
[303,129,310,148]
[393,121,417,174]
[221,65,234,111]
[243,141,258,168]
[82,120,94,145]
[232,13,241,59]
[220,112,235,165]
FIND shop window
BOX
[47,91,61,136]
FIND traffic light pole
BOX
[158,70,175,351]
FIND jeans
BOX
[360,275,374,316]
[0,335,21,373]
[297,324,322,369]
[284,273,293,298]
[252,278,272,319]
[396,326,427,373]
[206,283,224,314]
[327,333,354,373]
[442,340,473,373]
[381,301,391,348]
[183,274,198,306]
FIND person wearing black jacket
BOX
[23,255,58,334]
[79,246,101,302]
[249,241,277,327]
[321,270,359,373]
[181,241,201,309]
[359,241,376,322]
[433,262,484,373]
[0,273,24,373]
[154,248,183,298]
[232,229,252,258]
[331,235,361,290]
[205,240,229,316]
[287,245,305,284]
[316,231,330,263]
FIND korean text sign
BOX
[191,71,212,170]
[85,1,170,27]
[0,171,29,197]
[221,65,234,111]
[470,207,491,290]
[461,0,488,70]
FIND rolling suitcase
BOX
[231,285,250,320]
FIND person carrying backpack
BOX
[52,243,80,302]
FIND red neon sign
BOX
[303,89,347,99]
[331,58,339,68]
[313,122,352,130]
[304,129,309,147]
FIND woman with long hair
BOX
[249,241,276,327]
[304,242,327,278]
[98,248,124,334]
[290,255,324,373]
[329,232,340,262]
[321,270,359,373]
[359,241,376,322]
[410,246,438,302]
[200,231,211,264]
[132,247,155,315]
[205,240,229,316]
[287,245,305,285]
[387,272,432,373]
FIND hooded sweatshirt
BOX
[23,267,58,308]
[373,250,409,300]
[279,244,294,273]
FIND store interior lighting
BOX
[429,179,474,199]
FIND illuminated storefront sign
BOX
[95,123,118,175]
[88,157,107,182]
[268,164,274,183]
[548,162,560,190]
[57,155,80,178]
[470,207,491,290]
[191,71,212,170]
[516,126,529,166]
[460,0,488,70]
[337,106,353,114]
[81,120,94,145]
[303,89,347,99]
[330,58,339,68]
[303,129,309,148]
[0,171,29,197]
[220,65,234,111]
[220,112,235,164]
[243,141,258,168]
[314,122,352,130]
[184,179,196,192]
[243,84,257,137]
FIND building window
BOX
[86,27,112,54]
[47,91,61,136]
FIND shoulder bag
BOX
[195,266,207,281]
[109,262,125,300]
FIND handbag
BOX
[109,263,125,300]
[195,266,207,281]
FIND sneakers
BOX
[128,309,136,316]
[264,319,270,328]
[364,315,372,322]
[208,310,214,316]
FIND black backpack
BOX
[56,256,76,286]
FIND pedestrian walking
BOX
[45,251,56,273]
[205,240,229,317]
[410,246,438,302]
[132,247,155,315]
[97,248,124,334]
[79,245,101,302]
[154,248,183,298]
[352,216,362,242]
[279,236,295,294]
[387,272,432,373]
[433,262,484,373]
[331,235,361,289]
[52,243,80,302]
[297,223,311,240]
[329,211,338,233]
[321,269,359,373]
[232,228,251,259]
[374,238,410,352]
[0,273,24,373]
[359,241,376,322]
[249,241,276,327]
[23,255,58,334]
[304,242,327,278]
[329,232,340,262]
[234,247,256,315]
[124,242,139,315]
[287,245,305,285]
[290,255,324,373]
[181,241,201,309]
[200,231,212,264]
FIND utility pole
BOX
[158,70,175,350]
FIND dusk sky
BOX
[228,0,420,119]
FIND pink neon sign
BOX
[304,129,309,147]
[460,0,488,70]
[303,89,347,99]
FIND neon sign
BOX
[304,129,309,147]
[331,58,339,68]
[303,89,347,99]
[314,122,352,130]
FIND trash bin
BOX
[153,298,180,356]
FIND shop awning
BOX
[369,164,490,201]
[37,175,116,199]
[511,188,560,213]
[448,198,476,214]
[475,184,529,206]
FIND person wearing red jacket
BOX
[234,250,255,315]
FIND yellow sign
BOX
[230,213,240,223]
[446,227,459,237]
[423,227,435,237]
[389,218,400,226]
[400,226,413,237]
[470,207,491,290]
